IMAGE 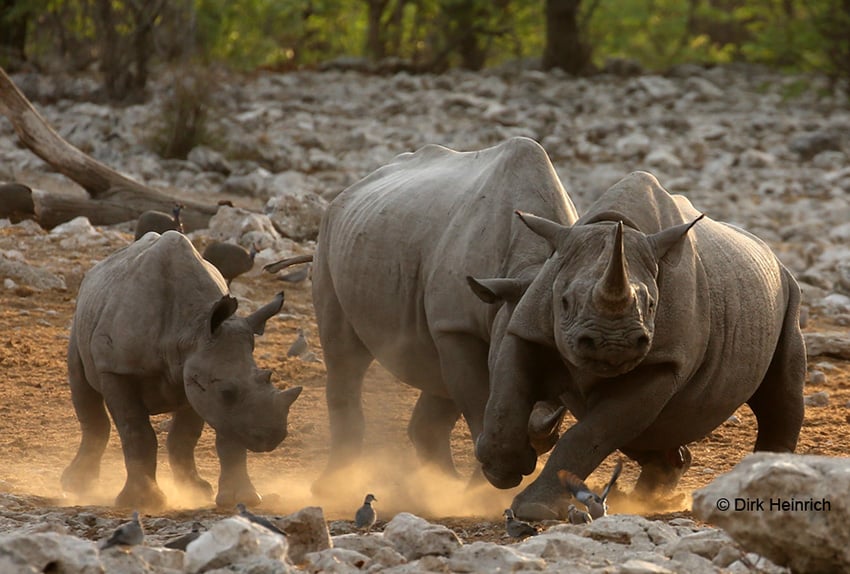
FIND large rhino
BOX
[62,231,302,510]
[312,137,578,484]
[472,171,806,520]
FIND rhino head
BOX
[516,211,703,380]
[183,292,302,452]
[470,211,701,490]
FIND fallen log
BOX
[0,66,217,230]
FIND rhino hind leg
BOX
[167,406,214,502]
[313,304,374,495]
[215,433,261,508]
[62,339,110,495]
[408,392,461,477]
[747,289,806,453]
[624,446,693,497]
[101,374,167,510]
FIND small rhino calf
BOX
[62,231,302,510]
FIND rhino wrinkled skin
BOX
[473,171,806,520]
[62,231,302,509]
[312,137,578,484]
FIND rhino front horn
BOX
[593,221,632,311]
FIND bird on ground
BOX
[503,509,538,539]
[236,503,286,536]
[163,521,205,551]
[278,263,311,285]
[101,510,145,550]
[287,328,308,358]
[134,203,184,240]
[567,504,593,525]
[203,241,258,285]
[355,494,378,532]
[557,460,623,519]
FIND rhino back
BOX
[316,137,576,381]
[73,231,227,391]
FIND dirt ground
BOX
[1,220,848,543]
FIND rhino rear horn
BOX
[210,295,239,334]
[467,276,532,305]
[276,386,303,412]
[515,211,570,250]
[649,214,705,260]
[247,291,285,335]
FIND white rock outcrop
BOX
[693,453,850,573]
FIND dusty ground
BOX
[1,219,848,544]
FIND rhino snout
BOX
[570,327,651,376]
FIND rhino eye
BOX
[561,295,569,311]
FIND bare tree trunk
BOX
[365,0,389,60]
[542,0,591,74]
[0,66,216,230]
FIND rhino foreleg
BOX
[167,406,213,501]
[215,433,260,507]
[622,445,692,496]
[511,367,676,520]
[62,340,110,496]
[103,376,167,510]
[408,392,461,477]
[747,285,805,453]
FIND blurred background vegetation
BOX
[0,0,848,103]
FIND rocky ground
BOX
[0,63,849,572]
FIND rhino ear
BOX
[210,295,239,334]
[515,211,571,250]
[246,291,285,335]
[649,214,704,260]
[467,276,532,305]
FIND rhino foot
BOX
[176,474,214,502]
[216,484,262,508]
[60,464,97,495]
[115,478,167,511]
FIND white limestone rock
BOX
[693,453,850,573]
[382,513,462,560]
[183,516,291,574]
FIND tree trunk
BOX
[0,66,216,230]
[542,0,590,74]
[365,0,389,60]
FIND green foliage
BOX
[7,0,850,86]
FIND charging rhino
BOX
[472,171,806,520]
[312,137,578,486]
[62,231,302,510]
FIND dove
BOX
[503,509,538,539]
[567,504,593,524]
[557,460,623,519]
[278,264,311,284]
[287,328,308,358]
[101,511,144,550]
[163,521,205,551]
[236,503,286,536]
[355,494,377,532]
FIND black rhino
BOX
[62,231,302,509]
[312,137,578,486]
[472,171,806,520]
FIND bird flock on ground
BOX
[100,460,623,552]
